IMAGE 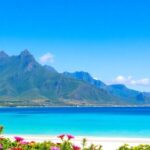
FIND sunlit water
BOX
[0,107,150,137]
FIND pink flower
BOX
[50,146,60,150]
[73,145,81,150]
[14,136,24,142]
[0,144,3,150]
[57,134,65,140]
[67,134,74,140]
[20,141,28,145]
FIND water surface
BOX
[0,107,150,137]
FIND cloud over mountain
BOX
[113,75,150,86]
[0,50,150,106]
[39,53,54,65]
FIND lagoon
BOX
[0,107,150,137]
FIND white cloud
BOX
[93,77,98,80]
[135,78,150,86]
[112,75,150,86]
[39,53,54,65]
[114,75,126,83]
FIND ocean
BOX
[0,107,150,137]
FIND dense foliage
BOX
[0,135,102,150]
[0,126,103,150]
[118,144,150,150]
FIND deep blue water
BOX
[0,107,150,137]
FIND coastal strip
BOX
[3,135,150,150]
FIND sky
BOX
[0,0,150,91]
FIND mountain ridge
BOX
[0,50,150,106]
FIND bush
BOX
[1,126,150,150]
[118,144,150,150]
[0,126,3,135]
[0,134,103,150]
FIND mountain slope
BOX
[63,71,150,105]
[0,50,124,106]
[63,71,106,89]
[107,84,144,104]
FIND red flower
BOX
[73,145,81,150]
[57,134,65,140]
[67,134,74,140]
[14,136,24,142]
[11,148,23,150]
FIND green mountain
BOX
[0,50,121,106]
[0,50,149,106]
[63,71,106,89]
[63,71,150,105]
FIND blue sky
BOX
[0,0,150,91]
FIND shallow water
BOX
[0,107,150,137]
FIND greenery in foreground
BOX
[1,126,150,150]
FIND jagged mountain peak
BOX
[20,49,32,56]
[19,49,35,61]
[64,71,92,79]
[63,71,106,89]
[73,71,91,77]
[19,49,36,62]
[17,50,39,72]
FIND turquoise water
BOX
[0,107,150,137]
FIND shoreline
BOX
[3,134,150,150]
[1,105,150,108]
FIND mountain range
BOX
[0,50,150,106]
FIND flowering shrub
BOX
[14,137,24,142]
[0,130,102,150]
[1,127,150,150]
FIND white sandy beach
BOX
[3,135,150,150]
